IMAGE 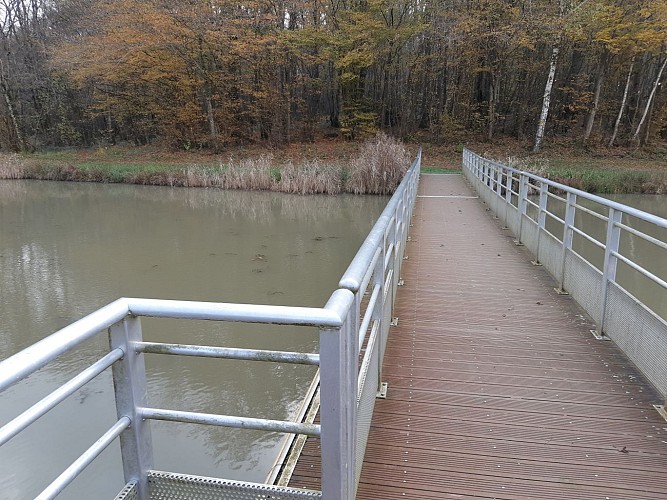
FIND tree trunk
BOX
[0,59,23,152]
[533,45,559,152]
[632,57,667,144]
[205,96,217,139]
[487,70,496,141]
[583,53,606,142]
[608,56,634,147]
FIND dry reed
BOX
[1,134,414,195]
[0,154,26,179]
[346,133,411,195]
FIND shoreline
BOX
[1,142,666,195]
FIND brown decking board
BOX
[288,174,667,499]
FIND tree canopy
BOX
[0,0,666,151]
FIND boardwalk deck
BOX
[289,174,667,499]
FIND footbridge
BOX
[2,150,667,499]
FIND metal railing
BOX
[0,150,421,500]
[463,148,667,400]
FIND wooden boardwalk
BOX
[289,174,667,499]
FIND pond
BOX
[0,180,387,499]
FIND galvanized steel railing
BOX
[0,150,421,500]
[463,148,667,401]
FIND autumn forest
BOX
[0,0,666,153]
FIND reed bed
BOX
[347,133,411,195]
[0,134,412,195]
[0,154,27,179]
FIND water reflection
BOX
[0,180,386,499]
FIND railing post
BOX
[503,171,512,225]
[109,316,153,499]
[557,192,576,293]
[320,291,357,499]
[598,209,622,336]
[532,182,548,265]
[373,243,388,397]
[515,174,528,246]
[505,171,512,204]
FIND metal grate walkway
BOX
[289,173,667,499]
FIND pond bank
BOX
[0,134,412,195]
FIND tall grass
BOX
[347,133,411,194]
[1,134,413,194]
[0,154,26,179]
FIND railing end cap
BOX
[323,289,355,326]
[338,277,360,292]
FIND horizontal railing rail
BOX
[463,148,667,401]
[0,150,421,500]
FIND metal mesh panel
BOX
[355,323,380,488]
[563,251,603,324]
[521,220,539,254]
[115,481,139,500]
[147,471,321,499]
[538,233,563,280]
[605,283,667,398]
[506,205,519,235]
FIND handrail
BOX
[466,152,667,228]
[463,148,667,401]
[0,151,421,500]
[339,148,421,291]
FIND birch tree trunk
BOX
[533,45,559,152]
[631,57,667,144]
[0,59,23,152]
[608,56,634,147]
[583,52,607,142]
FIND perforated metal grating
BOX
[113,471,321,499]
[538,233,563,280]
[563,251,603,323]
[115,481,139,500]
[605,283,667,397]
[355,325,380,488]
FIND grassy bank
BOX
[420,139,667,194]
[2,136,666,195]
[0,135,411,195]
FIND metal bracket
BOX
[376,383,388,399]
[390,317,399,326]
[514,240,524,246]
[397,279,405,286]
[590,329,610,341]
[501,226,509,230]
[653,405,667,422]
[531,261,543,267]
[554,287,569,295]
[403,255,409,260]
[407,236,412,242]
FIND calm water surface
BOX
[0,180,387,499]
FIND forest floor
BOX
[2,136,666,194]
